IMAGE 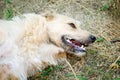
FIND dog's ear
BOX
[42,11,55,21]
[44,14,54,21]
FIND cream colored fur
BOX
[0,13,90,80]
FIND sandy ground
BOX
[0,0,120,80]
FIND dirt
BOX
[0,0,120,80]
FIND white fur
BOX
[0,13,90,80]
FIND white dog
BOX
[0,13,96,80]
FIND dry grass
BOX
[0,0,120,80]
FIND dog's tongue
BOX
[70,39,82,47]
[69,39,85,52]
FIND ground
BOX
[0,0,120,80]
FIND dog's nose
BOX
[90,35,96,43]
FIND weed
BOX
[66,74,88,80]
[4,0,13,19]
[41,66,53,76]
[6,0,12,4]
[87,49,97,54]
[116,59,120,66]
[96,37,104,42]
[100,4,110,11]
[35,66,54,79]
[57,65,63,70]
[114,78,120,80]
[4,8,13,19]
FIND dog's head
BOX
[44,13,96,57]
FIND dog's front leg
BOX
[39,43,66,65]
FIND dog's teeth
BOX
[66,39,70,42]
[81,45,85,50]
[81,45,84,48]
[66,39,72,43]
[83,47,85,50]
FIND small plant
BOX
[114,78,120,80]
[66,74,88,80]
[4,0,13,19]
[35,66,54,80]
[41,66,53,76]
[77,75,88,80]
[96,37,104,42]
[116,59,120,67]
[57,65,63,70]
[6,0,12,4]
[87,49,97,54]
[100,4,110,11]
[4,8,13,19]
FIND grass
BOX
[4,0,13,19]
[66,74,88,80]
[96,37,104,42]
[36,66,54,80]
[0,0,120,80]
[4,8,13,19]
[100,4,110,11]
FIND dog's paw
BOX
[52,47,66,59]
[73,52,86,57]
[44,44,66,59]
[55,51,66,59]
[39,44,66,59]
[54,47,64,54]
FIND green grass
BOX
[100,4,110,11]
[6,0,12,4]
[66,74,88,80]
[4,8,13,19]
[114,78,120,80]
[96,37,104,42]
[57,65,63,70]
[116,60,120,66]
[4,0,13,19]
[36,66,54,80]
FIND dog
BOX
[0,12,96,80]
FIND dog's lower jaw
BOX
[67,50,86,57]
[73,52,86,57]
[62,45,86,57]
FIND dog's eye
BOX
[68,23,76,29]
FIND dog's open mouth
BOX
[62,35,87,52]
